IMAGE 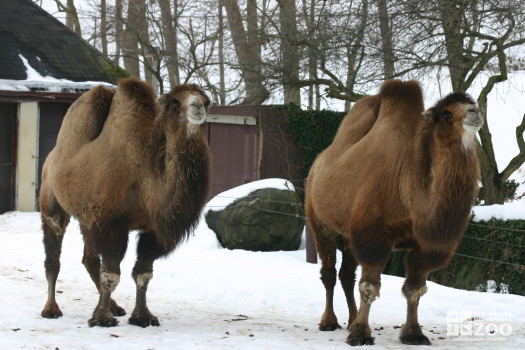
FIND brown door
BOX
[208,123,259,196]
[37,103,70,198]
[0,103,17,214]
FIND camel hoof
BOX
[41,302,63,319]
[129,310,160,328]
[129,315,160,328]
[88,316,119,327]
[109,299,126,317]
[348,323,374,346]
[319,323,342,331]
[400,333,431,345]
[346,335,375,346]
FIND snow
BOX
[1,179,524,349]
[0,54,114,93]
[472,200,525,221]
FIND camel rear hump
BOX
[54,85,114,155]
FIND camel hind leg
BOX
[80,226,126,317]
[40,189,70,319]
[310,219,342,331]
[338,239,358,330]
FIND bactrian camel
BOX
[306,79,483,345]
[40,78,211,327]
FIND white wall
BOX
[16,101,39,211]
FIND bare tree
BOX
[53,0,82,35]
[121,0,141,77]
[99,0,108,56]
[222,0,269,105]
[114,0,123,63]
[277,0,300,105]
[218,0,226,105]
[377,0,394,79]
[158,0,181,88]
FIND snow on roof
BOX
[0,54,115,93]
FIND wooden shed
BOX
[207,105,303,197]
[0,0,128,214]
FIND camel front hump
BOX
[306,79,482,346]
[39,78,211,328]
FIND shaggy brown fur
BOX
[40,78,211,328]
[306,80,483,346]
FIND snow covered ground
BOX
[1,179,524,350]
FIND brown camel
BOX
[39,78,211,327]
[305,79,483,346]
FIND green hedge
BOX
[275,104,345,174]
[384,218,525,295]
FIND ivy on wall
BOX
[274,104,345,175]
[384,218,525,296]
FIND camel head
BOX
[422,92,484,150]
[157,84,211,136]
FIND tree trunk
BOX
[438,0,467,91]
[345,0,368,110]
[122,0,141,77]
[54,0,82,35]
[218,0,226,105]
[377,0,394,79]
[66,0,81,35]
[477,98,505,204]
[277,0,300,105]
[114,0,123,64]
[159,0,180,89]
[302,0,319,110]
[100,0,108,56]
[222,0,269,105]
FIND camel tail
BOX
[54,85,114,154]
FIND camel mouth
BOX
[188,114,206,125]
[462,110,483,132]
[187,102,206,125]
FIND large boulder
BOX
[205,187,304,251]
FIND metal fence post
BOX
[304,178,318,263]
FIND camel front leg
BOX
[88,258,122,327]
[88,219,129,327]
[128,232,167,327]
[81,227,126,317]
[400,248,452,345]
[347,264,384,346]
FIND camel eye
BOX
[442,111,452,121]
[171,99,180,109]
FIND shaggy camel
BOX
[306,80,483,346]
[40,78,211,327]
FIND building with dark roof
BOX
[0,0,129,213]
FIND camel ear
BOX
[157,94,169,106]
[422,108,434,120]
